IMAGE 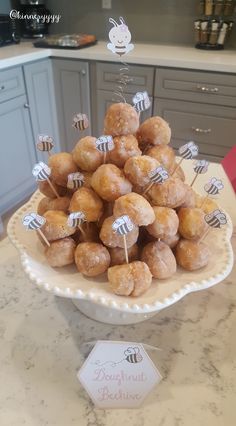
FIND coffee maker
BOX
[19,0,51,38]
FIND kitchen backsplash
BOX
[1,0,236,48]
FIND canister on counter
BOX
[200,20,209,43]
[218,22,229,44]
[224,0,235,16]
[199,0,205,15]
[194,20,202,44]
[214,0,225,15]
[209,21,220,44]
[205,0,214,15]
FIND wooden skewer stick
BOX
[123,235,129,264]
[103,152,107,164]
[143,181,154,196]
[172,157,184,176]
[198,227,211,244]
[190,173,198,187]
[37,228,50,247]
[78,224,87,240]
[46,177,60,198]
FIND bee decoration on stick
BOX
[67,172,84,190]
[201,177,224,209]
[95,135,114,164]
[22,212,50,247]
[172,141,199,176]
[72,113,89,131]
[199,209,227,243]
[36,134,54,157]
[112,215,134,264]
[107,17,134,57]
[133,91,151,113]
[190,159,209,187]
[32,161,60,198]
[143,166,169,196]
[67,212,87,239]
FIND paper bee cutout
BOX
[112,215,134,235]
[107,17,134,56]
[193,159,209,175]
[67,212,85,228]
[133,91,151,112]
[148,166,169,184]
[205,209,227,228]
[32,161,51,181]
[179,141,199,159]
[72,113,89,131]
[95,135,114,153]
[67,172,84,190]
[204,177,224,195]
[36,134,54,152]
[124,347,143,364]
[22,212,46,230]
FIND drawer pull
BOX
[196,85,219,93]
[0,85,5,90]
[192,127,211,133]
[24,103,30,109]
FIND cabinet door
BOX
[52,59,91,152]
[24,59,61,161]
[0,95,36,215]
[94,89,153,136]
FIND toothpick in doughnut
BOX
[190,159,209,187]
[143,165,169,195]
[36,134,54,157]
[67,211,87,239]
[112,215,134,264]
[95,135,114,164]
[22,212,50,247]
[172,141,199,176]
[32,161,60,198]
[67,172,84,190]
[133,91,151,118]
[200,177,224,209]
[199,209,227,243]
[72,113,89,131]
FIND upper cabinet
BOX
[52,59,91,152]
[23,59,61,161]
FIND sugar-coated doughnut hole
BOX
[37,196,71,216]
[72,136,103,172]
[107,134,141,168]
[75,242,110,277]
[41,210,76,241]
[45,237,76,267]
[69,187,103,222]
[149,177,186,208]
[104,103,139,137]
[108,261,152,296]
[178,207,208,240]
[124,155,160,188]
[175,239,210,271]
[146,145,175,171]
[113,192,155,226]
[48,152,78,187]
[147,206,179,239]
[109,244,139,266]
[141,241,177,279]
[38,180,67,198]
[91,164,132,202]
[137,116,171,148]
[99,215,139,248]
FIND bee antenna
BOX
[109,18,118,27]
[119,16,126,25]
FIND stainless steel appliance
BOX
[0,14,20,46]
[19,0,51,38]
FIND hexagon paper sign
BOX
[78,340,162,408]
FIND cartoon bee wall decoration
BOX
[107,17,134,57]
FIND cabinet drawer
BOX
[96,62,154,94]
[0,67,25,103]
[154,68,236,107]
[154,98,236,159]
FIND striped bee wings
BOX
[32,161,51,181]
[112,215,134,235]
[22,212,46,230]
[36,135,54,152]
[133,91,151,112]
[179,141,199,159]
[95,135,114,153]
[205,209,227,228]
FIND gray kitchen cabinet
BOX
[24,59,61,161]
[154,67,236,161]
[91,62,154,136]
[52,59,91,152]
[0,94,37,215]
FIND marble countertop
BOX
[0,163,236,425]
[0,41,236,72]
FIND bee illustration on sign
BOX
[107,17,134,56]
[22,212,46,230]
[36,134,54,153]
[72,113,89,131]
[179,141,199,159]
[67,172,84,190]
[205,209,227,228]
[133,91,151,112]
[204,177,224,195]
[112,215,134,235]
[93,346,143,368]
[95,135,114,153]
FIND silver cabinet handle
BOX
[196,85,219,93]
[81,69,86,75]
[192,127,211,133]
[24,103,30,109]
[0,85,5,90]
